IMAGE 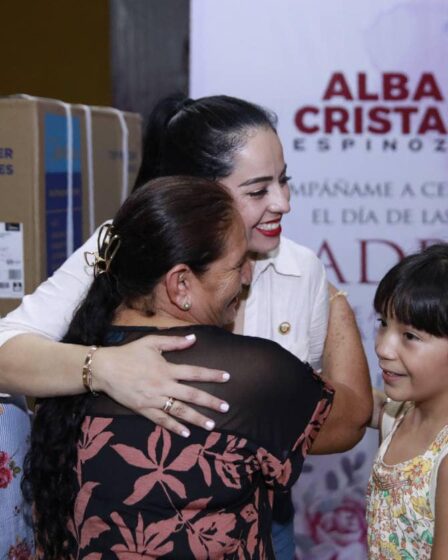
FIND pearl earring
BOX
[182,301,191,311]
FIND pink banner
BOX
[190,2,448,557]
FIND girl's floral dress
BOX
[366,405,448,560]
[0,395,34,559]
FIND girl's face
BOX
[375,314,448,404]
[220,127,291,255]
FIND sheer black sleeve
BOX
[91,324,334,465]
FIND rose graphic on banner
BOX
[294,453,367,559]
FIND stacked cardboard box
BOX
[0,96,142,316]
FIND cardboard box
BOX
[0,96,142,316]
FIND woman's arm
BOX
[0,230,230,436]
[310,283,373,454]
[0,333,230,435]
[431,456,448,559]
[0,226,99,346]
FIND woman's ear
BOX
[165,264,194,311]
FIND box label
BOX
[0,222,24,299]
[0,146,14,176]
[44,113,82,277]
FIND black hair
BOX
[374,243,448,336]
[133,94,277,189]
[23,176,238,559]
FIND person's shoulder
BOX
[190,326,313,381]
[197,325,280,350]
[198,325,290,356]
[226,328,312,375]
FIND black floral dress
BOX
[69,325,334,559]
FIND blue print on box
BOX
[44,113,82,277]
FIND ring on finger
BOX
[163,396,175,413]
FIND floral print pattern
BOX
[0,450,14,489]
[0,398,34,559]
[366,409,448,559]
[67,383,332,559]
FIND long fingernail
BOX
[205,420,215,430]
[220,402,229,412]
[181,429,190,438]
[222,372,230,381]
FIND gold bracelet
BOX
[329,290,348,302]
[82,346,99,396]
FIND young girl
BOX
[367,243,448,559]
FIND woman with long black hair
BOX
[3,95,371,558]
[24,176,368,559]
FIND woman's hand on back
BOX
[93,334,230,437]
[0,333,229,437]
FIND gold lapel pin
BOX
[278,322,291,335]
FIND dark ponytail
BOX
[133,94,194,186]
[23,176,238,559]
[22,273,123,559]
[64,273,123,346]
[133,94,277,191]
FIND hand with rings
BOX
[163,396,175,414]
[88,335,230,439]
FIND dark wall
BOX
[109,0,190,120]
[0,0,112,105]
[0,0,190,118]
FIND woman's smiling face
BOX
[220,127,291,255]
[189,217,251,327]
